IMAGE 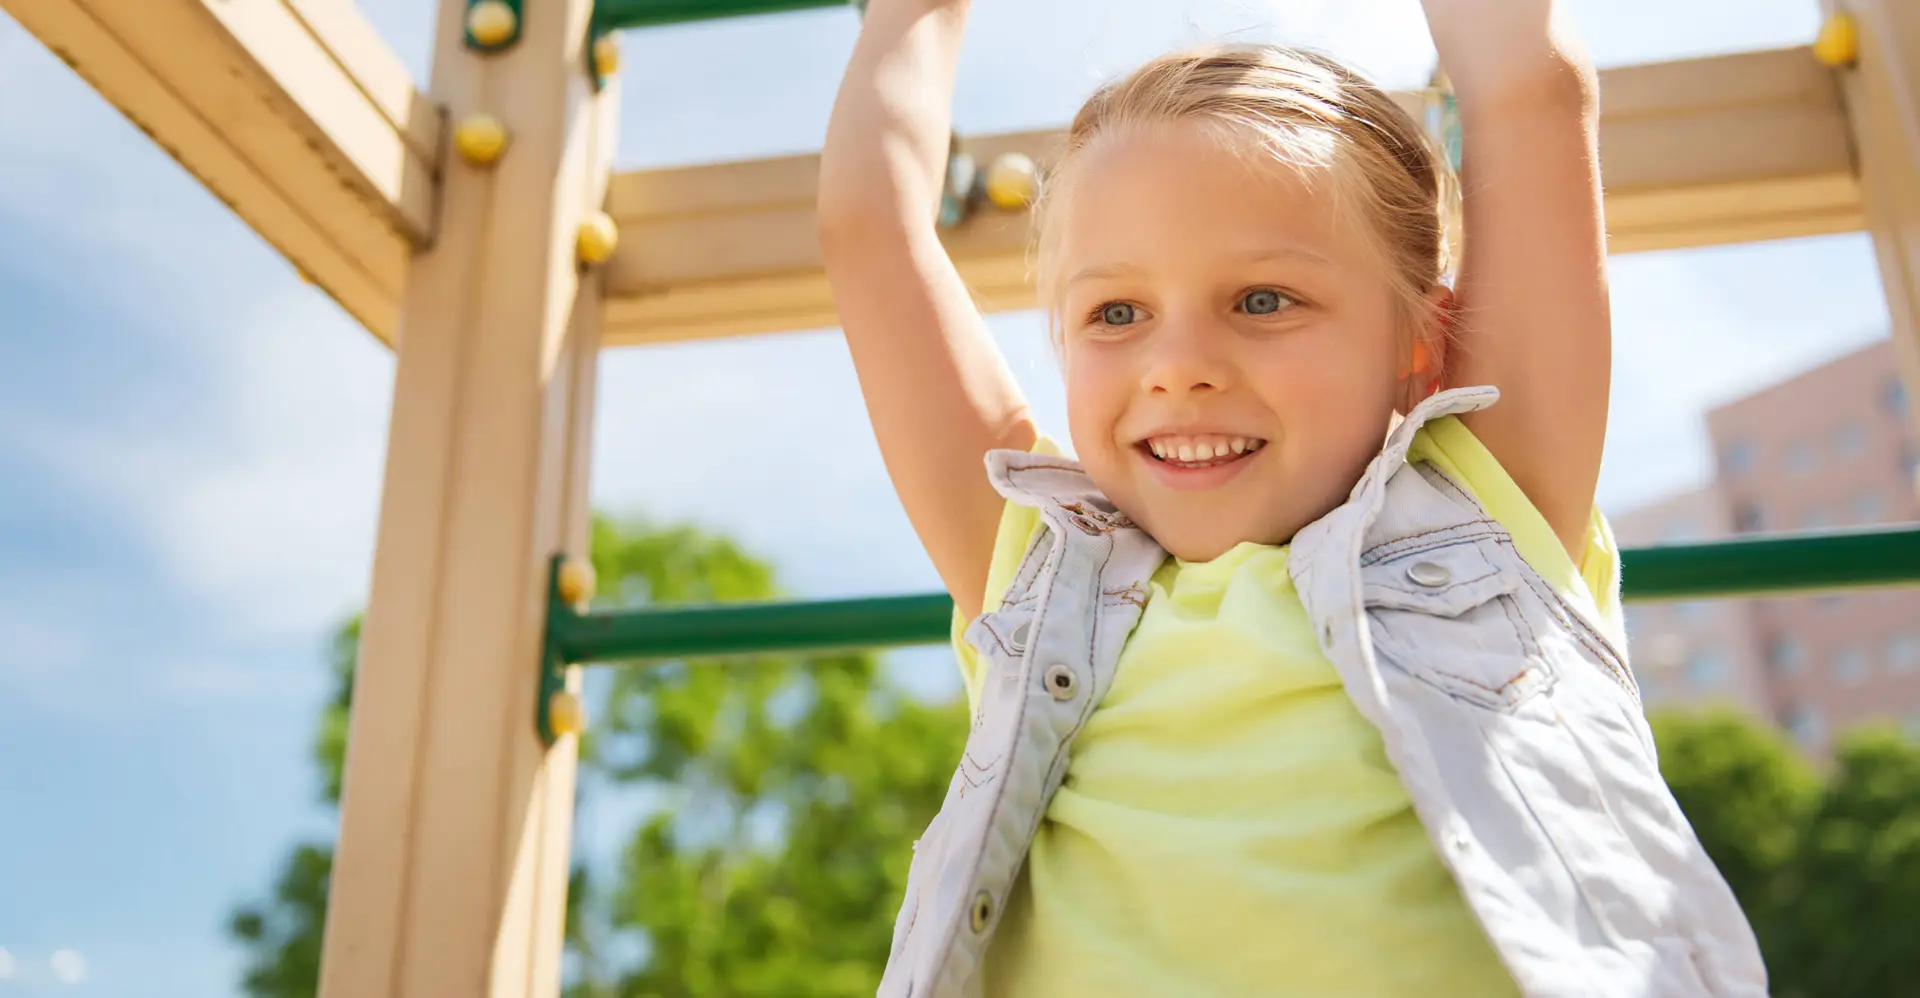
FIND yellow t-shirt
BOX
[950,415,1623,997]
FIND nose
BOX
[1140,314,1233,397]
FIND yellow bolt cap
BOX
[548,690,587,738]
[453,114,508,166]
[577,212,620,266]
[556,557,597,608]
[593,35,622,79]
[984,152,1038,210]
[467,0,518,48]
[1814,12,1859,68]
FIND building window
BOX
[1851,491,1885,524]
[1769,637,1804,674]
[1784,704,1826,748]
[1735,503,1766,533]
[1888,377,1910,416]
[1889,633,1920,674]
[1802,506,1833,530]
[1835,421,1867,457]
[1787,442,1818,476]
[1676,600,1712,622]
[1836,646,1870,685]
[1722,438,1757,476]
[1686,649,1728,690]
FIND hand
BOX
[1419,0,1596,110]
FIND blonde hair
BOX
[1034,45,1461,336]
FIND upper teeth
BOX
[1148,435,1261,460]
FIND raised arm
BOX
[1422,0,1610,562]
[817,0,1035,618]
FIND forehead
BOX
[1052,119,1377,281]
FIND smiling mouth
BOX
[1139,433,1268,469]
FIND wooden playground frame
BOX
[2,0,1917,994]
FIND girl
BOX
[818,2,1766,995]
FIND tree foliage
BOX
[230,517,964,997]
[1647,710,1816,918]
[1651,710,1920,998]
[571,516,965,996]
[1762,729,1920,998]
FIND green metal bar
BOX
[1617,523,1920,600]
[552,591,953,662]
[550,524,1920,663]
[592,0,848,31]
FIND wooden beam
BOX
[1830,0,1920,450]
[600,46,1862,347]
[1599,45,1862,254]
[316,0,615,992]
[1,0,442,345]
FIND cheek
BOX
[1061,344,1132,443]
[1248,325,1401,421]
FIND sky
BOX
[0,0,1897,993]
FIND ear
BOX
[1397,285,1457,410]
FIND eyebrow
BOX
[1064,246,1333,288]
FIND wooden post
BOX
[1832,0,1920,449]
[317,0,618,993]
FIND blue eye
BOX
[1099,302,1139,326]
[1243,289,1291,315]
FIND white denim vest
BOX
[876,386,1767,998]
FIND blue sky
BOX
[0,0,1897,993]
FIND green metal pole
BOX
[552,591,953,662]
[547,524,1920,664]
[592,0,849,30]
[1617,522,1920,600]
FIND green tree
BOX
[558,516,964,997]
[1648,709,1817,918]
[1763,727,1920,998]
[1651,710,1920,997]
[230,516,966,997]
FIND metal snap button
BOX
[1009,621,1030,653]
[1406,561,1452,588]
[1043,664,1077,700]
[969,889,994,932]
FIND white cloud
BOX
[155,657,327,703]
[48,948,85,985]
[5,290,391,643]
[1,14,392,645]
[0,569,122,718]
[0,561,323,715]
[0,947,15,980]
[0,595,99,678]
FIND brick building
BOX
[1614,340,1920,753]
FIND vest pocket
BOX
[1361,540,1552,712]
